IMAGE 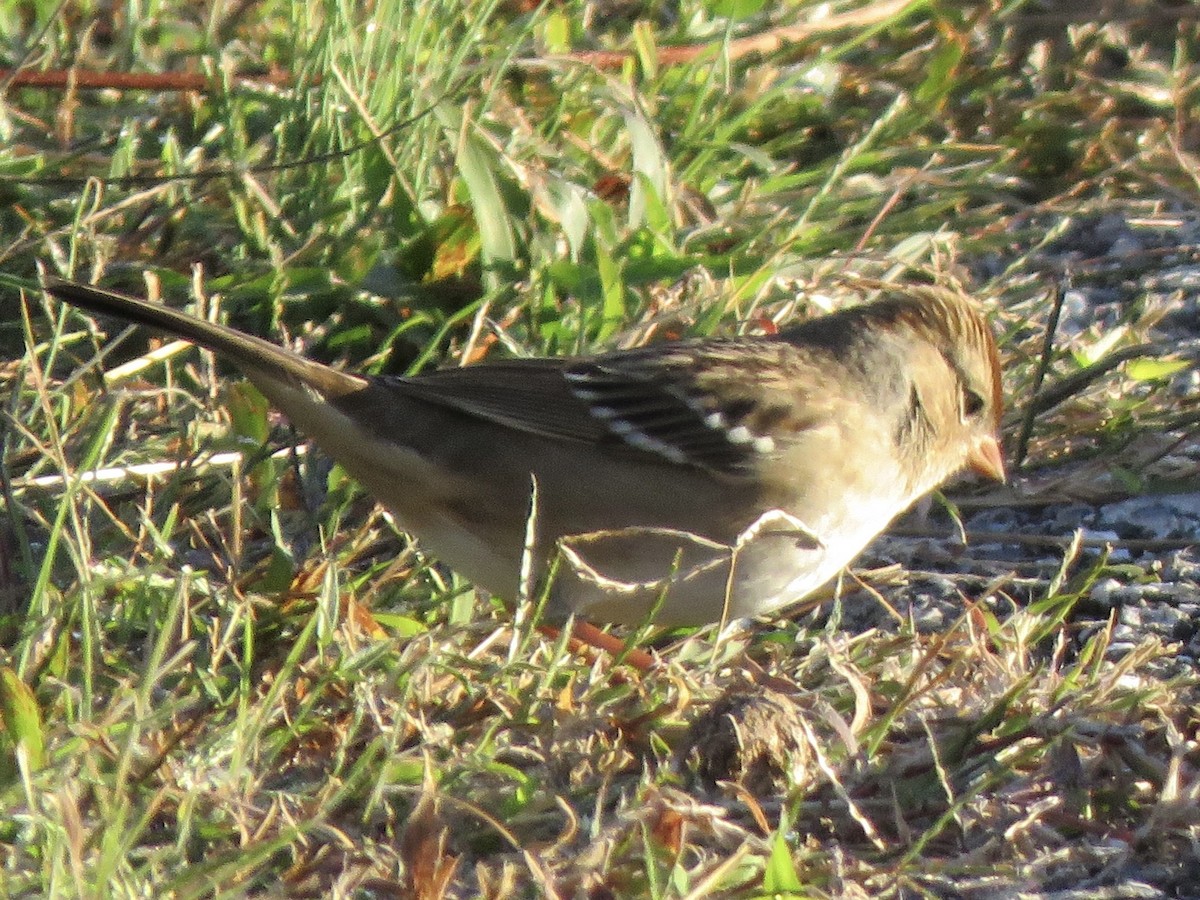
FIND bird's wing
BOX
[386,340,828,475]
[43,277,834,477]
[380,358,610,445]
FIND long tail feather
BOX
[42,277,363,398]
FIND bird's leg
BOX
[549,620,658,674]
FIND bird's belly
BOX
[275,382,912,626]
[557,528,832,625]
[550,487,913,625]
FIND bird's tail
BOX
[42,277,363,398]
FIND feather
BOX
[379,341,817,475]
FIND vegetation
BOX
[1,0,1197,895]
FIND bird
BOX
[41,276,1005,627]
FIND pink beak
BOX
[968,435,1006,483]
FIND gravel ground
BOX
[843,207,1200,676]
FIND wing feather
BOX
[378,340,826,475]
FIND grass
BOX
[2,0,1199,896]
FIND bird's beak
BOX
[967,435,1006,483]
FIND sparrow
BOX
[41,276,1005,627]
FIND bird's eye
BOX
[961,387,986,420]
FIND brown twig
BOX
[542,0,920,70]
[1015,281,1066,471]
[889,526,1198,553]
[1028,342,1176,416]
[1,67,313,92]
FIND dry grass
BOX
[1,1,1198,896]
